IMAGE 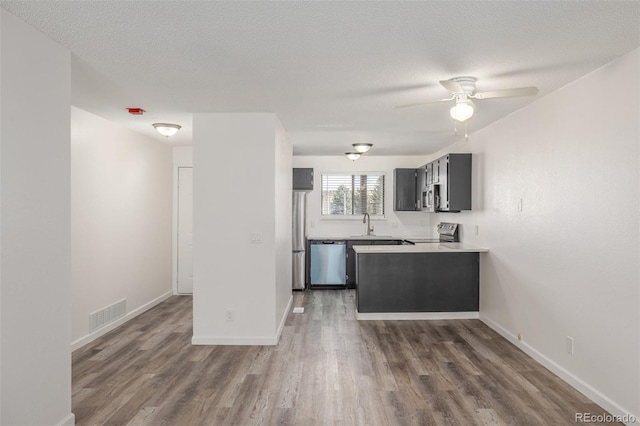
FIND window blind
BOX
[321,173,385,216]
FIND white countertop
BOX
[352,243,488,253]
[307,236,433,241]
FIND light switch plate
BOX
[566,336,574,355]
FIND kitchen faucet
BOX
[362,213,374,236]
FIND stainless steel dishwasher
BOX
[309,240,346,286]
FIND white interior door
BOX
[177,167,193,294]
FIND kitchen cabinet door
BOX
[347,240,402,287]
[432,160,438,184]
[416,165,426,211]
[437,153,471,212]
[347,240,371,287]
[393,168,417,211]
[438,156,449,210]
[293,168,314,191]
[449,154,472,211]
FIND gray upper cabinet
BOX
[416,165,426,211]
[433,158,442,184]
[393,168,417,211]
[388,154,473,213]
[293,168,314,191]
[435,153,472,212]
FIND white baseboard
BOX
[192,335,279,345]
[275,294,293,343]
[356,311,479,321]
[192,296,293,346]
[480,315,639,426]
[71,291,173,351]
[56,412,75,426]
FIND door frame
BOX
[172,148,193,295]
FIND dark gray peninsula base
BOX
[355,246,484,314]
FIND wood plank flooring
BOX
[72,290,618,425]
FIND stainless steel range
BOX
[404,222,460,244]
[436,222,460,242]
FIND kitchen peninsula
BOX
[353,243,488,319]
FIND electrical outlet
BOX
[249,232,262,243]
[474,225,479,235]
[518,198,523,212]
[517,333,523,341]
[225,310,233,322]
[566,336,574,355]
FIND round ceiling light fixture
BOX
[449,101,474,122]
[152,123,182,137]
[352,143,373,153]
[345,152,361,161]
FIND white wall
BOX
[432,49,640,419]
[274,120,293,331]
[71,107,173,347]
[292,155,434,238]
[0,9,73,425]
[1,15,3,421]
[192,113,291,345]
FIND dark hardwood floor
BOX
[72,290,617,425]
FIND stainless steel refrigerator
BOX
[292,191,306,290]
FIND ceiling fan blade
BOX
[439,79,465,94]
[473,86,539,100]
[395,97,453,109]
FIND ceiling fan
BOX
[396,76,539,122]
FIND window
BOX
[321,173,385,217]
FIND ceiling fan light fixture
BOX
[450,102,474,122]
[345,152,361,161]
[152,123,182,137]
[352,143,373,153]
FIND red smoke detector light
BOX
[127,108,145,115]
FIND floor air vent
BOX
[89,299,126,333]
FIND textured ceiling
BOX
[1,1,638,155]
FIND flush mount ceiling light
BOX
[449,100,475,122]
[152,123,182,137]
[352,143,373,153]
[345,152,361,161]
